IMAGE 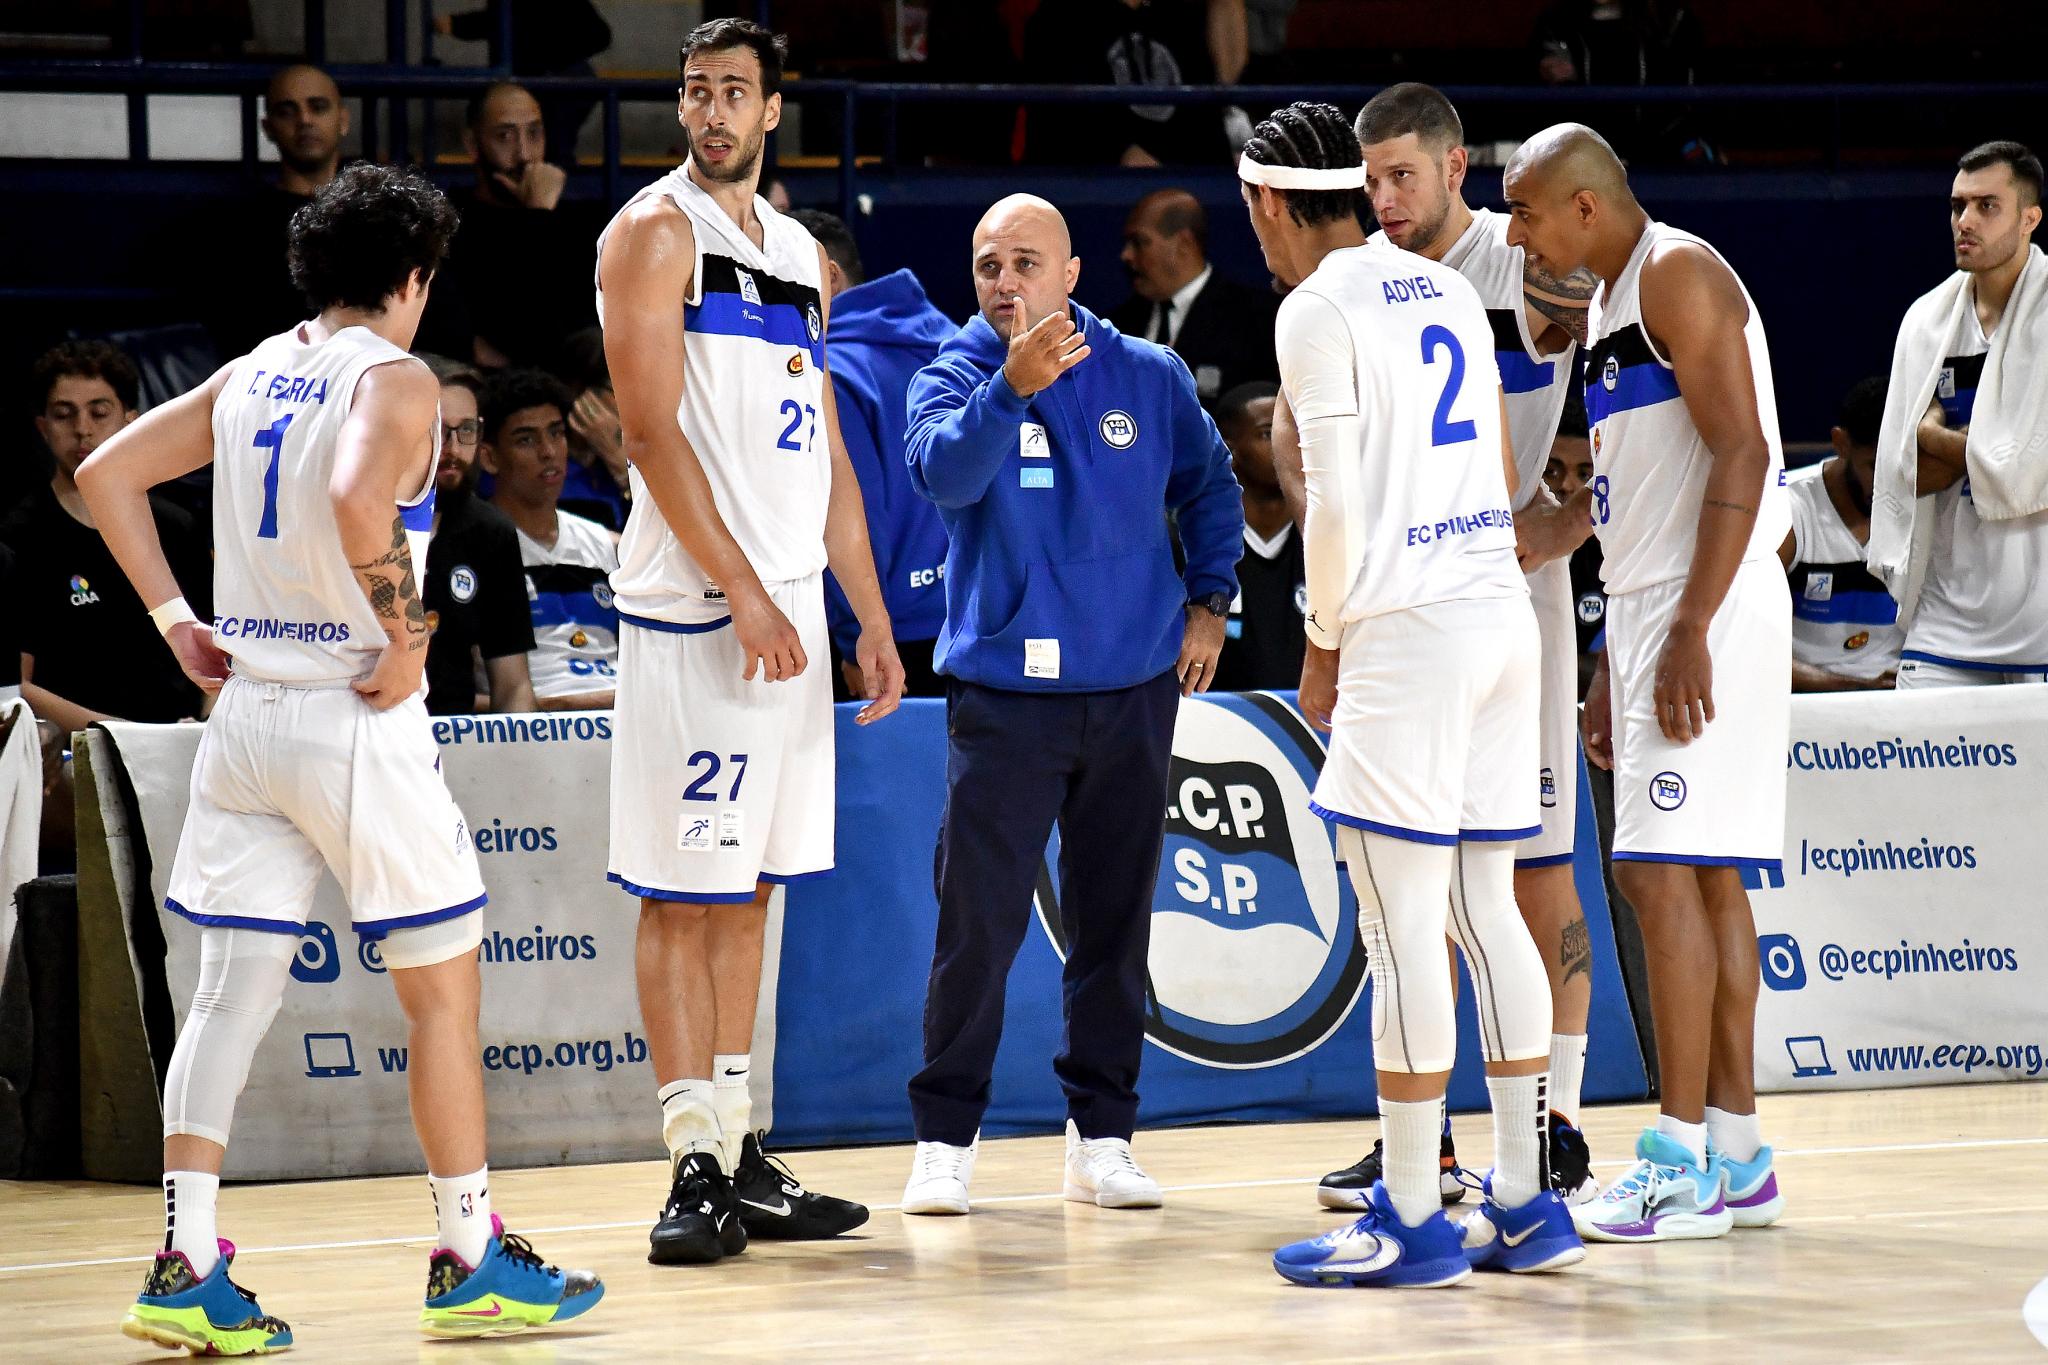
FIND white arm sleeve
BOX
[1277,289,1364,652]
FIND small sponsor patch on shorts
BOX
[718,808,744,850]
[679,811,714,851]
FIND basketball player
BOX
[77,163,603,1351]
[596,17,904,1264]
[1311,82,1602,1216]
[1243,102,1583,1288]
[1504,125,1791,1241]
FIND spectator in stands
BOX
[433,82,598,370]
[1209,381,1305,690]
[420,355,536,716]
[1022,0,1223,165]
[1,342,211,727]
[555,327,631,531]
[1109,187,1279,404]
[1542,392,1606,697]
[435,0,612,166]
[211,63,350,354]
[1778,376,1900,691]
[789,209,953,697]
[480,369,621,710]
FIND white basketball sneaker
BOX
[1063,1120,1163,1209]
[902,1135,977,1216]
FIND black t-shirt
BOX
[1213,524,1307,692]
[432,189,600,371]
[204,181,315,358]
[423,489,535,715]
[1,483,213,722]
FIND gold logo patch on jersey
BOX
[1844,631,1870,651]
[787,352,805,377]
[570,629,588,648]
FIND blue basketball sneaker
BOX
[419,1215,604,1338]
[1572,1129,1732,1243]
[1273,1182,1470,1288]
[121,1239,292,1356]
[1716,1143,1785,1228]
[1458,1178,1586,1273]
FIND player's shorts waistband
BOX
[619,611,733,635]
[222,669,366,692]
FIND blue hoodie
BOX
[907,300,1242,692]
[821,269,957,654]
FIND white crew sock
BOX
[428,1166,494,1267]
[1704,1105,1762,1163]
[1380,1097,1445,1228]
[659,1078,723,1166]
[1486,1072,1548,1210]
[163,1171,220,1277]
[1549,1034,1587,1124]
[1654,1113,1708,1167]
[714,1054,753,1171]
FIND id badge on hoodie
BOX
[1025,637,1061,680]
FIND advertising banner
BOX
[1753,686,2048,1092]
[101,691,1649,1173]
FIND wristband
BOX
[149,597,200,638]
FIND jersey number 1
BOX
[253,413,295,539]
[1419,325,1476,447]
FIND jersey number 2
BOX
[253,413,295,539]
[1419,325,1476,447]
[776,400,817,453]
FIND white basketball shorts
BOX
[607,573,834,903]
[165,676,487,938]
[1311,594,1541,846]
[1519,554,1580,867]
[1605,555,1790,870]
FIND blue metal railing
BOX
[3,57,2041,227]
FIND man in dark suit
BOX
[1109,188,1280,405]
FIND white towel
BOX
[0,699,43,979]
[1870,245,2048,627]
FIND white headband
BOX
[1236,153,1367,190]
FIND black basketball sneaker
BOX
[733,1133,870,1240]
[1550,1111,1597,1205]
[1316,1120,1466,1211]
[649,1150,748,1265]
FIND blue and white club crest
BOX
[806,302,822,342]
[1601,354,1620,391]
[1034,694,1364,1068]
[1099,410,1138,449]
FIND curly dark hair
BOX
[679,18,787,94]
[480,367,573,443]
[1242,102,1365,229]
[287,162,460,313]
[33,338,139,411]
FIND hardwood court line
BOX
[6,1129,2044,1277]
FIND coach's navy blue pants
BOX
[909,670,1180,1145]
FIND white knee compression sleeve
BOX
[163,928,299,1145]
[1341,827,1460,1074]
[1446,840,1552,1064]
[376,909,484,971]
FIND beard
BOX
[1958,225,2023,273]
[687,127,764,185]
[1401,198,1454,254]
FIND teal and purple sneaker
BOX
[1572,1128,1733,1243]
[1716,1143,1785,1228]
[121,1238,293,1356]
[1273,1182,1471,1288]
[419,1215,604,1339]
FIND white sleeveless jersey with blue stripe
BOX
[1583,222,1790,596]
[1436,208,1577,512]
[1786,465,1904,681]
[595,167,829,626]
[208,324,436,685]
[1276,244,1526,628]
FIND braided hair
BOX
[1241,101,1365,228]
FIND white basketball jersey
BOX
[209,325,435,685]
[516,509,621,700]
[1276,244,1525,633]
[1584,222,1790,596]
[595,167,830,626]
[1437,208,1577,512]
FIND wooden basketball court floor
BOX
[5,1084,2044,1362]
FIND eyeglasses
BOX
[442,419,481,448]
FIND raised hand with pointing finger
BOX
[1001,302,1091,399]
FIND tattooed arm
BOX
[331,360,439,710]
[1523,258,1598,353]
